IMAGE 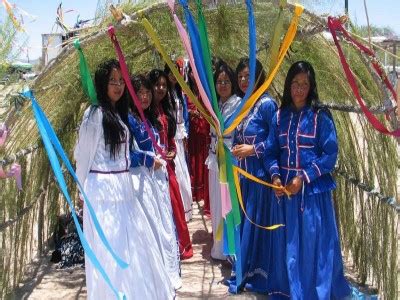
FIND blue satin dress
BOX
[228,93,277,293]
[264,105,351,300]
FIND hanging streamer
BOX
[224,0,257,128]
[166,0,221,135]
[2,0,24,32]
[224,4,304,135]
[24,90,127,300]
[108,26,166,158]
[0,163,22,190]
[73,39,98,105]
[140,18,218,133]
[194,0,223,126]
[327,17,400,137]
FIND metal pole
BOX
[345,0,348,15]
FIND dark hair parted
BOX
[130,74,161,130]
[213,63,237,99]
[235,57,266,98]
[164,62,184,108]
[148,69,177,139]
[281,61,320,110]
[93,59,129,159]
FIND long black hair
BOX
[213,63,237,99]
[281,61,320,110]
[93,59,129,159]
[235,57,266,98]
[148,69,177,139]
[164,62,183,109]
[130,74,161,130]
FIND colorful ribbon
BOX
[328,17,400,137]
[2,0,24,32]
[166,0,221,135]
[73,40,98,105]
[224,0,257,128]
[0,163,22,190]
[25,90,127,300]
[0,123,8,147]
[224,4,304,135]
[140,17,218,133]
[108,26,166,158]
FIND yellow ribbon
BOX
[141,18,220,134]
[224,4,304,135]
[233,166,290,231]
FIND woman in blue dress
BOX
[229,57,278,293]
[265,61,351,299]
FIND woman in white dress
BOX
[165,62,193,222]
[74,59,174,299]
[128,74,181,289]
[206,63,241,260]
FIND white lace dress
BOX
[74,107,175,299]
[173,91,193,221]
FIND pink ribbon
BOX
[0,123,8,147]
[108,26,166,158]
[328,17,400,137]
[220,182,232,218]
[0,163,22,190]
[167,0,221,135]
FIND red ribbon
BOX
[328,17,400,137]
[107,26,166,158]
[0,163,22,190]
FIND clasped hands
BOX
[272,175,303,197]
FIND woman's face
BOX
[290,72,310,110]
[107,68,125,105]
[237,66,250,94]
[153,76,168,103]
[216,71,232,102]
[137,86,152,110]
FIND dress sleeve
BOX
[128,114,155,168]
[302,110,338,184]
[264,112,281,180]
[254,99,278,159]
[74,107,102,186]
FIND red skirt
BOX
[166,163,193,260]
[188,116,210,215]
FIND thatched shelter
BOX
[0,1,398,298]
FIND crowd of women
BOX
[74,56,353,299]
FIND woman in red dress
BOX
[148,69,193,260]
[186,66,211,216]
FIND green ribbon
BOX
[73,39,98,105]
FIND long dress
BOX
[172,90,193,222]
[74,107,174,299]
[264,105,351,299]
[206,94,241,260]
[128,114,181,290]
[157,105,193,260]
[187,95,211,213]
[228,94,277,293]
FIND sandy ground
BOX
[10,201,267,300]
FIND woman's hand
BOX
[231,144,255,159]
[165,151,176,160]
[285,175,303,195]
[154,158,163,170]
[272,176,285,197]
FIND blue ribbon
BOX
[224,0,256,128]
[178,0,213,107]
[26,90,126,300]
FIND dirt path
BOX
[10,201,266,299]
